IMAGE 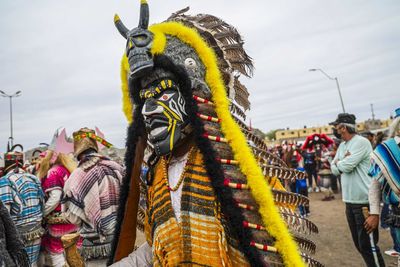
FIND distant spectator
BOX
[330,139,341,194]
[289,159,310,217]
[361,131,375,148]
[319,147,335,201]
[375,131,385,146]
[302,134,334,194]
[301,141,319,193]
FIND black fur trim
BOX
[152,55,265,266]
[107,106,144,265]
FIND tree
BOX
[265,129,279,141]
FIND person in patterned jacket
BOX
[62,128,123,265]
[0,146,44,267]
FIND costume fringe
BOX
[20,226,45,242]
[136,207,145,232]
[82,243,111,260]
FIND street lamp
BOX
[309,68,346,113]
[0,90,22,147]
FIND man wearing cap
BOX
[330,113,385,266]
[62,128,124,264]
[0,148,44,267]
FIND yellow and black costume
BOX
[109,1,322,266]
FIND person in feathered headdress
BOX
[109,2,322,266]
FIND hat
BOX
[73,128,99,157]
[73,127,113,157]
[4,151,24,173]
[395,108,400,118]
[329,113,356,126]
[361,131,374,137]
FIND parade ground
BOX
[310,192,397,267]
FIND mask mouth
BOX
[130,61,154,79]
[146,116,170,142]
[126,44,154,79]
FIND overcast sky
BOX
[0,1,399,152]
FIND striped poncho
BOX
[0,170,44,265]
[62,153,123,260]
[145,148,249,266]
[369,136,400,205]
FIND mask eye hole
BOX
[135,34,147,41]
[161,94,169,101]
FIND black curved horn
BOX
[114,14,129,39]
[138,0,149,29]
[32,149,43,158]
[11,144,24,152]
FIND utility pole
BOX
[309,68,346,113]
[0,90,22,147]
[370,103,375,121]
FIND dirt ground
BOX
[309,191,398,267]
[132,191,398,267]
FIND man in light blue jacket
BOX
[330,113,385,267]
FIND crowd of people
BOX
[0,128,123,267]
[0,113,398,267]
[271,110,400,267]
[1,111,397,267]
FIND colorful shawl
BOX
[0,171,44,227]
[369,137,400,204]
[62,154,123,259]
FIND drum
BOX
[319,169,332,189]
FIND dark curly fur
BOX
[107,106,144,265]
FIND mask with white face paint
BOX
[140,79,189,156]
